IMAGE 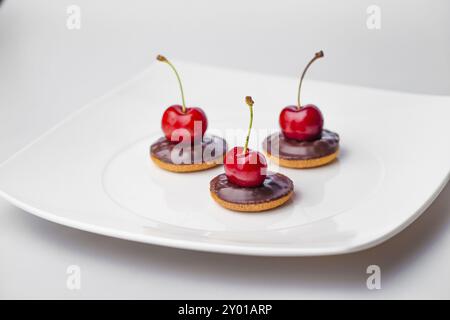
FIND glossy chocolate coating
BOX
[262,129,339,160]
[210,172,293,204]
[150,135,227,164]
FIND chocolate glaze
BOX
[210,172,293,204]
[150,135,227,164]
[262,129,339,160]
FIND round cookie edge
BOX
[210,190,294,212]
[265,149,339,169]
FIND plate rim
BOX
[0,173,448,257]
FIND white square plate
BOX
[0,61,449,256]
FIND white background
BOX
[0,0,449,299]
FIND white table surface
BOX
[1,0,449,299]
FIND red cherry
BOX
[223,96,267,187]
[280,50,325,141]
[279,104,323,141]
[224,147,267,187]
[157,55,207,143]
[161,105,208,142]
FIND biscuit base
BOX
[265,149,338,169]
[210,190,293,212]
[150,155,222,173]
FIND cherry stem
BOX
[243,96,254,154]
[297,50,324,109]
[157,55,187,113]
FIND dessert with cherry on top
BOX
[262,51,340,168]
[210,96,294,212]
[150,55,227,172]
